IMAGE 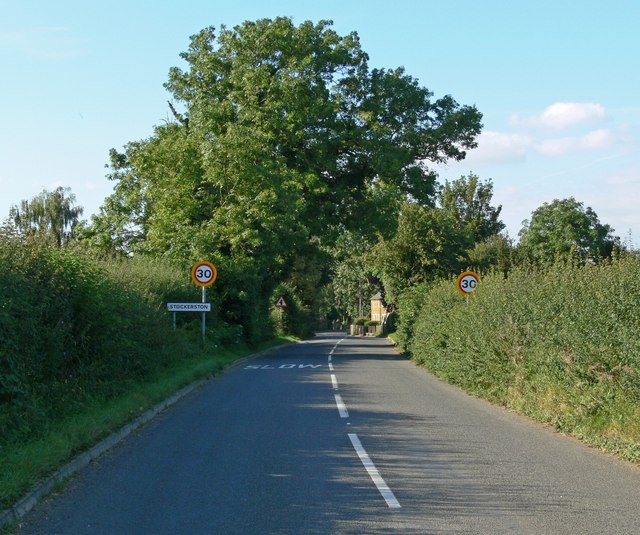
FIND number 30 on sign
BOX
[191,261,217,287]
[456,271,480,296]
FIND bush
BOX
[270,286,314,339]
[393,282,430,352]
[402,254,640,461]
[0,238,210,446]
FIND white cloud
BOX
[510,102,607,129]
[535,128,615,156]
[464,131,532,164]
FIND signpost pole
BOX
[202,286,206,342]
[190,260,216,344]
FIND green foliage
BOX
[467,233,514,275]
[7,187,83,247]
[84,17,482,334]
[438,173,505,242]
[269,286,314,339]
[0,237,208,449]
[518,197,618,264]
[392,282,430,353]
[372,203,470,303]
[402,255,640,460]
[331,254,377,322]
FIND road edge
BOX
[0,341,296,529]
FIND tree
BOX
[8,187,83,247]
[332,254,379,322]
[468,233,514,275]
[94,18,481,252]
[372,203,470,303]
[438,173,505,243]
[88,18,482,331]
[518,197,618,264]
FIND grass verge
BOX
[0,336,296,514]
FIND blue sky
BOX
[1,0,639,245]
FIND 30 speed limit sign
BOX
[456,271,480,296]
[191,261,217,287]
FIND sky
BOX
[1,0,639,246]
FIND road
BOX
[18,333,640,534]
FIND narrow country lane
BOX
[17,334,640,534]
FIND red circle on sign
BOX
[456,271,480,295]
[191,261,217,287]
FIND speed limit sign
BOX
[191,261,217,287]
[456,271,480,296]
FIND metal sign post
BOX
[202,286,206,342]
[190,261,217,343]
[167,302,212,335]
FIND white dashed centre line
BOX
[328,339,398,507]
[334,394,349,418]
[348,433,401,509]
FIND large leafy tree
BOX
[93,18,481,251]
[8,187,83,247]
[88,17,482,327]
[518,197,618,263]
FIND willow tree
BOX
[9,187,83,247]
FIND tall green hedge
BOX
[400,255,640,461]
[0,238,203,445]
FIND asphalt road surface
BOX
[17,333,640,534]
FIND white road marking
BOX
[334,394,349,418]
[328,362,334,371]
[348,433,401,509]
[331,374,339,390]
[244,364,323,370]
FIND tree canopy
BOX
[371,202,471,303]
[91,18,481,259]
[438,173,505,243]
[83,17,483,334]
[8,187,83,247]
[518,197,618,263]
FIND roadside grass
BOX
[0,335,295,513]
